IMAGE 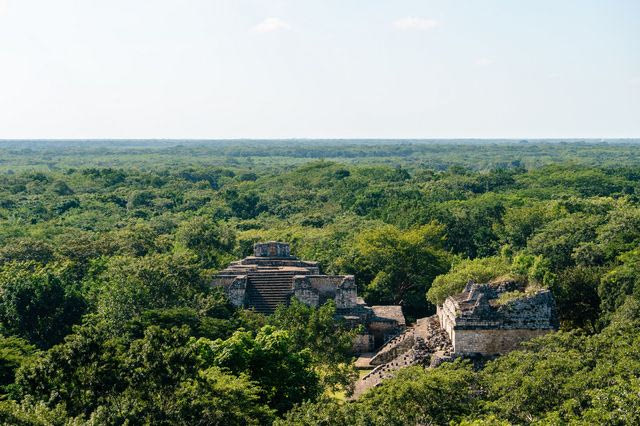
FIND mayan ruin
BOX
[212,241,406,352]
[213,241,559,397]
[437,280,558,355]
[353,278,558,397]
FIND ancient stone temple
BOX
[437,280,558,355]
[211,241,405,352]
[353,279,558,398]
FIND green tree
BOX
[0,336,36,390]
[175,216,236,268]
[15,317,126,418]
[427,256,512,305]
[598,248,640,320]
[496,203,554,249]
[0,239,54,266]
[551,266,603,331]
[527,213,602,270]
[0,400,71,426]
[171,367,274,425]
[126,305,235,342]
[196,325,321,414]
[0,263,85,348]
[432,194,506,258]
[278,363,477,426]
[108,223,163,257]
[596,205,640,260]
[93,253,208,329]
[344,223,450,318]
[269,300,357,393]
[50,180,74,196]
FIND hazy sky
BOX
[0,0,638,139]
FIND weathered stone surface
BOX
[227,276,247,307]
[292,275,320,307]
[353,334,374,353]
[253,241,291,258]
[369,328,415,366]
[352,315,453,398]
[452,328,551,355]
[211,241,406,353]
[370,306,406,327]
[335,276,357,309]
[437,280,558,355]
[291,274,357,308]
[353,280,558,398]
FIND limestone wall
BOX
[437,287,557,355]
[253,241,290,257]
[452,328,551,355]
[211,275,237,288]
[308,276,344,293]
[437,300,457,339]
[292,275,356,309]
[211,275,248,307]
[369,329,415,365]
[227,276,248,307]
[334,276,356,309]
[292,275,320,307]
[353,333,374,353]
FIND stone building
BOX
[437,280,558,355]
[211,241,405,352]
[353,279,558,398]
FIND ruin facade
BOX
[437,280,558,355]
[211,241,405,352]
[353,279,558,398]
[214,243,559,398]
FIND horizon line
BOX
[1,137,639,142]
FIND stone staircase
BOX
[369,327,415,365]
[351,315,454,399]
[246,270,295,314]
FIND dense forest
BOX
[0,140,639,425]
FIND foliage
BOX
[342,223,450,318]
[526,213,602,270]
[1,141,640,423]
[269,300,357,393]
[91,252,208,330]
[14,318,275,424]
[175,216,236,268]
[0,336,37,391]
[196,325,321,414]
[598,248,640,322]
[427,256,512,305]
[277,362,478,426]
[550,266,602,331]
[0,262,85,348]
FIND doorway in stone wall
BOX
[373,331,384,348]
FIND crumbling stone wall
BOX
[437,281,557,355]
[227,276,247,307]
[292,275,357,309]
[292,275,320,307]
[453,328,550,355]
[335,276,356,309]
[353,334,374,353]
[253,241,290,257]
[369,329,415,365]
[352,316,453,398]
[437,299,458,337]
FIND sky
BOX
[0,0,638,139]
